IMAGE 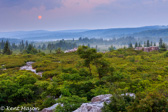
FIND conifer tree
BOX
[129,43,133,48]
[135,42,138,48]
[138,42,141,47]
[154,42,156,46]
[109,45,115,51]
[42,44,46,50]
[96,45,98,50]
[26,44,38,54]
[144,41,146,47]
[159,38,163,48]
[3,41,12,55]
[87,43,90,48]
[147,40,150,47]
[159,43,167,52]
[151,41,153,46]
[25,41,29,49]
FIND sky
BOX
[0,0,168,32]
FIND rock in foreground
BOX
[41,103,61,112]
[73,94,112,112]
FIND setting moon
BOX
[38,16,42,20]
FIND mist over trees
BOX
[0,36,168,55]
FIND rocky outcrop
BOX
[41,103,63,112]
[40,94,111,112]
[40,95,63,112]
[73,94,112,112]
[91,94,112,103]
[73,93,135,112]
[20,62,43,77]
[40,93,135,112]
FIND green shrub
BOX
[127,92,168,112]
[105,71,125,82]
[42,70,60,79]
[102,93,134,112]
[164,51,168,57]
[55,96,87,112]
[42,97,56,109]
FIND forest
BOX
[1,37,168,54]
[0,38,168,112]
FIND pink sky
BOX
[0,0,168,31]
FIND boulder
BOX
[41,103,61,112]
[73,94,112,112]
[91,94,112,103]
[41,109,53,112]
[73,93,135,112]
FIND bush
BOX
[55,96,87,112]
[105,71,125,82]
[42,97,56,109]
[164,51,168,57]
[42,70,60,79]
[62,67,78,74]
[78,68,90,77]
[60,73,82,81]
[127,92,168,112]
[129,79,151,93]
[102,93,134,112]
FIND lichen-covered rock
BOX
[73,94,112,112]
[91,94,112,103]
[73,93,135,112]
[41,103,61,112]
[41,108,53,112]
[20,62,43,77]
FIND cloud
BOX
[0,0,114,10]
[0,0,63,10]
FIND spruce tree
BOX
[144,41,146,47]
[159,38,163,48]
[25,41,28,49]
[147,40,150,47]
[96,45,98,50]
[87,43,90,48]
[129,43,133,48]
[109,45,115,51]
[26,44,38,54]
[42,44,46,50]
[3,41,12,55]
[151,41,153,46]
[154,42,156,46]
[160,43,167,52]
[138,42,141,47]
[135,42,138,48]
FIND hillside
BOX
[132,28,168,37]
[1,25,168,41]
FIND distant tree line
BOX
[0,39,78,55]
[45,40,77,53]
[0,40,38,55]
[76,37,137,46]
[128,38,167,51]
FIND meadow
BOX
[0,47,168,112]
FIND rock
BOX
[122,93,135,98]
[91,94,112,103]
[73,103,102,112]
[73,94,112,112]
[73,93,135,112]
[20,62,43,77]
[41,103,62,112]
[40,95,62,112]
[41,109,53,112]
